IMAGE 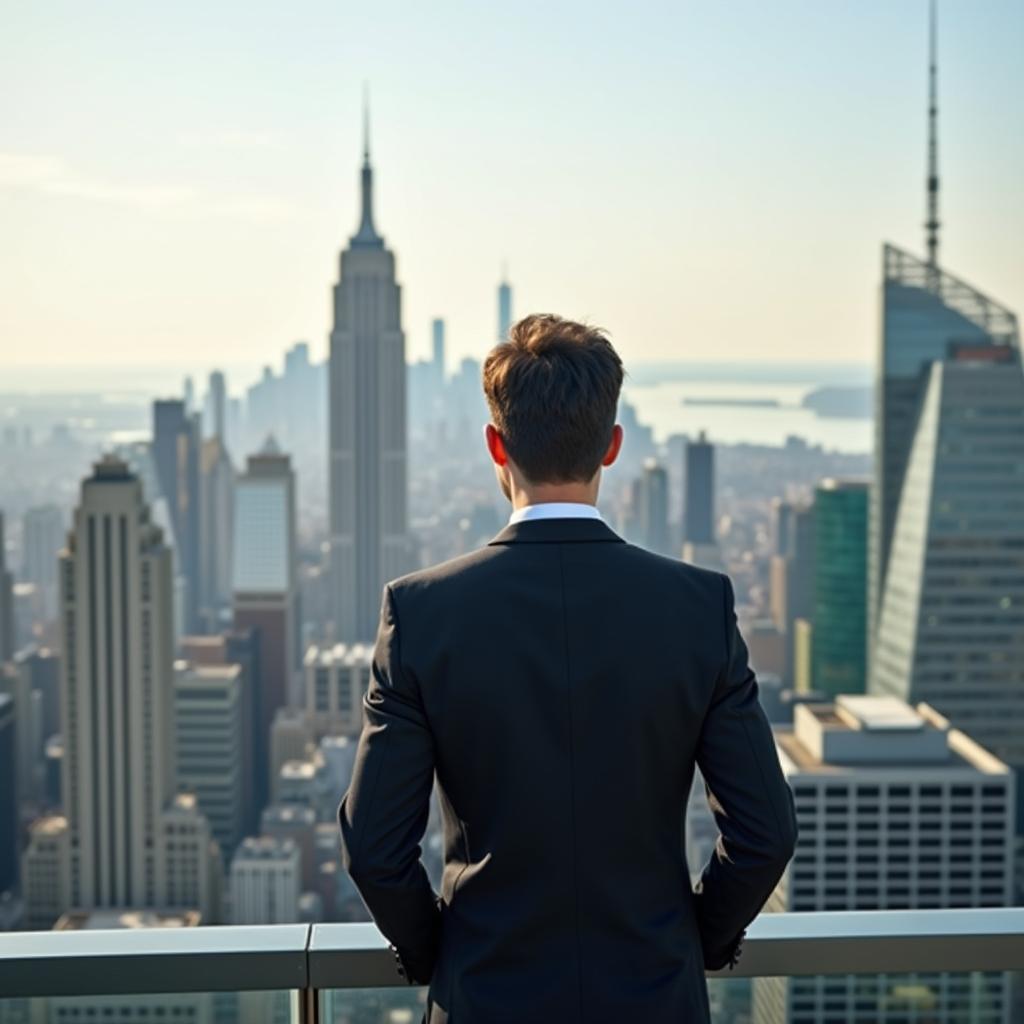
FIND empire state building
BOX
[328,112,411,641]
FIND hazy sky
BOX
[2,0,1022,387]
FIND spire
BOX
[925,0,940,270]
[362,82,370,165]
[353,84,383,248]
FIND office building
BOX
[0,512,14,663]
[683,431,714,545]
[305,643,372,738]
[871,351,1024,815]
[1,658,41,806]
[229,837,301,925]
[17,646,60,747]
[207,369,228,446]
[638,460,671,556]
[174,661,245,860]
[0,694,16,893]
[270,707,312,801]
[21,815,70,929]
[233,439,299,784]
[161,792,221,923]
[755,696,1013,1023]
[152,399,201,632]
[180,630,260,835]
[21,504,64,623]
[47,910,214,1024]
[328,105,412,641]
[261,804,318,890]
[198,436,234,630]
[56,455,216,915]
[812,479,869,697]
[773,504,816,685]
[432,317,446,386]
[497,271,512,341]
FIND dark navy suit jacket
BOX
[339,516,797,1023]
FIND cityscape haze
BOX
[1,2,1023,1022]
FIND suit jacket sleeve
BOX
[338,584,441,983]
[692,574,798,970]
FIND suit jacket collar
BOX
[488,517,626,546]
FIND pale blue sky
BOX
[2,0,1022,383]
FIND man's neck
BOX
[510,484,598,510]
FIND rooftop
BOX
[55,909,201,931]
[776,700,1011,775]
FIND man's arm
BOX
[338,584,441,984]
[692,575,798,970]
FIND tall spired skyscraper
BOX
[868,2,1024,821]
[329,103,411,641]
[867,0,1019,650]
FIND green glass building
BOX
[812,479,869,697]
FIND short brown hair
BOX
[482,314,624,483]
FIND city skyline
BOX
[2,1,1023,378]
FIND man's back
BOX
[340,516,797,1023]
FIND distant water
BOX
[2,360,874,455]
[622,379,872,454]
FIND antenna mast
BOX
[925,0,940,270]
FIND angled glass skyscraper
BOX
[871,348,1024,799]
[868,245,1019,645]
[329,106,411,641]
[868,2,1024,826]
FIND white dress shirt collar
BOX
[508,502,604,525]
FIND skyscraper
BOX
[0,693,16,893]
[871,351,1024,808]
[432,317,446,386]
[868,3,1020,651]
[683,431,714,545]
[0,512,14,663]
[198,435,234,630]
[867,3,1024,819]
[755,696,1013,1024]
[174,661,245,860]
[639,459,670,556]
[328,102,411,642]
[59,455,215,912]
[152,399,201,632]
[811,479,868,697]
[21,504,65,624]
[207,369,227,446]
[233,438,298,800]
[497,269,512,341]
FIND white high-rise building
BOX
[328,104,411,642]
[754,696,1014,1024]
[55,455,217,918]
[174,661,245,860]
[304,643,372,738]
[229,836,301,925]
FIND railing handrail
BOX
[1,909,1022,999]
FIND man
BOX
[339,314,797,1023]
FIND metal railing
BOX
[1,908,1022,1001]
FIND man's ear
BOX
[485,424,508,466]
[601,424,624,468]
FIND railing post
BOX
[298,986,320,1024]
